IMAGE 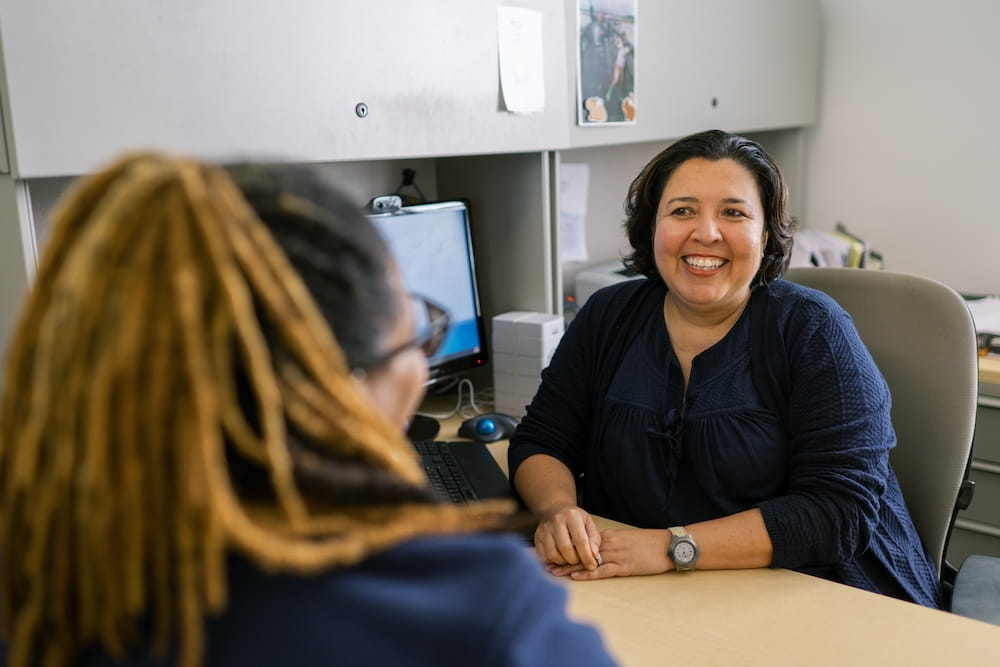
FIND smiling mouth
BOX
[683,256,727,270]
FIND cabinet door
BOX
[0,1,571,177]
[566,0,820,148]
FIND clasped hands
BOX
[533,504,672,580]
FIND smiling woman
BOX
[507,129,942,611]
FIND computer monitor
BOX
[368,200,488,385]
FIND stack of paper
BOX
[966,295,1000,336]
[492,312,563,417]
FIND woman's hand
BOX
[533,503,602,573]
[550,528,672,580]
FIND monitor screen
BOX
[368,200,488,384]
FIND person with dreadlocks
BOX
[0,153,618,667]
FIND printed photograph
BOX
[577,0,637,125]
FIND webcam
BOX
[367,195,402,213]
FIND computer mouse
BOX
[458,412,520,443]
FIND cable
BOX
[416,377,494,422]
[393,168,427,205]
[457,378,492,419]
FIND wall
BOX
[804,0,1000,294]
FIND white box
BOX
[516,331,562,358]
[494,392,526,417]
[494,311,539,355]
[491,330,517,355]
[492,370,519,395]
[516,354,547,377]
[514,312,563,339]
[491,352,516,374]
[492,311,534,340]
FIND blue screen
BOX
[369,201,486,379]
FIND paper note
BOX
[559,163,590,263]
[497,6,545,114]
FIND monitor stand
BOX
[406,413,441,441]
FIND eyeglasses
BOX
[359,294,451,371]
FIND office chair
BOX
[783,267,1000,622]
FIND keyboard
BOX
[413,440,481,503]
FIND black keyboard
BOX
[413,440,480,503]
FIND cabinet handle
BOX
[971,460,1000,476]
[954,517,1000,538]
[978,396,1000,409]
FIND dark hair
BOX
[622,129,796,287]
[223,163,440,505]
[225,163,398,369]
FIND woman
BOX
[508,129,940,608]
[0,154,617,666]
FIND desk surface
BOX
[432,412,1000,666]
[569,517,1000,665]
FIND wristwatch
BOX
[667,526,699,571]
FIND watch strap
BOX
[668,526,689,539]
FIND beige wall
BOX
[804,0,1000,294]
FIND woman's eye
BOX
[723,208,747,218]
[669,206,693,216]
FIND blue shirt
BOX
[79,533,617,667]
[509,278,940,608]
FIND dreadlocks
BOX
[0,153,513,667]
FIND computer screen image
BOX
[368,200,488,384]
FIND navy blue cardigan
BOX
[509,278,940,608]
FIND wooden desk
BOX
[433,410,1000,666]
[569,517,1000,665]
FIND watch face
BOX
[674,540,696,564]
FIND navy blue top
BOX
[79,533,617,667]
[509,278,940,608]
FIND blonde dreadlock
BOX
[0,153,514,667]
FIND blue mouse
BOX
[458,412,520,443]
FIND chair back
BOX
[783,267,979,578]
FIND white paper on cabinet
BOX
[497,6,545,114]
